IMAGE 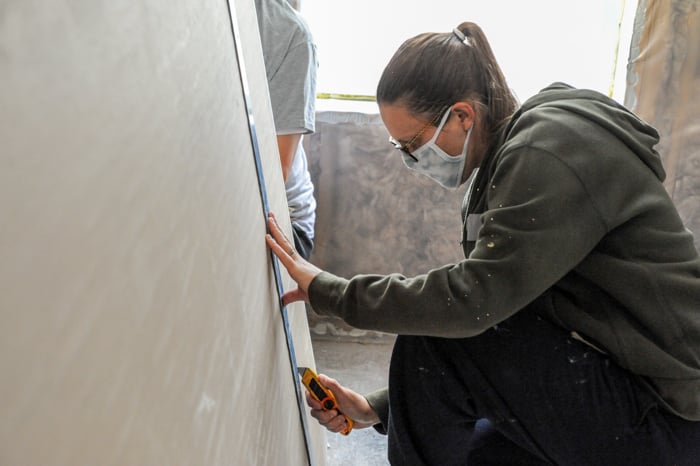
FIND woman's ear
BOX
[452,101,476,131]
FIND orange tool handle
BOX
[298,366,354,435]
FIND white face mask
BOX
[401,106,472,189]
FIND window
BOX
[300,0,635,112]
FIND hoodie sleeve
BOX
[308,145,608,337]
[364,387,389,435]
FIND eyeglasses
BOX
[389,106,449,161]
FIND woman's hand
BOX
[304,373,381,433]
[265,212,323,305]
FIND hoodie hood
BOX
[515,82,665,181]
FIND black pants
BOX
[291,222,313,260]
[387,310,700,465]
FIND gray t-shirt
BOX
[255,0,317,241]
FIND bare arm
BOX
[277,133,302,182]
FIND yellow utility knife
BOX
[298,366,354,435]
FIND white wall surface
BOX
[0,0,324,464]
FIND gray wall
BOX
[304,112,469,340]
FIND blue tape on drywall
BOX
[224,1,315,465]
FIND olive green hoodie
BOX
[309,83,700,420]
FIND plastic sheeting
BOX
[626,0,700,249]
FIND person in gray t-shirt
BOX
[255,0,317,259]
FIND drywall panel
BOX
[625,0,700,248]
[229,0,327,463]
[0,0,324,464]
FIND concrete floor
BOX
[311,337,396,466]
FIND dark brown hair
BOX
[376,22,518,137]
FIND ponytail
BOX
[377,22,518,135]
